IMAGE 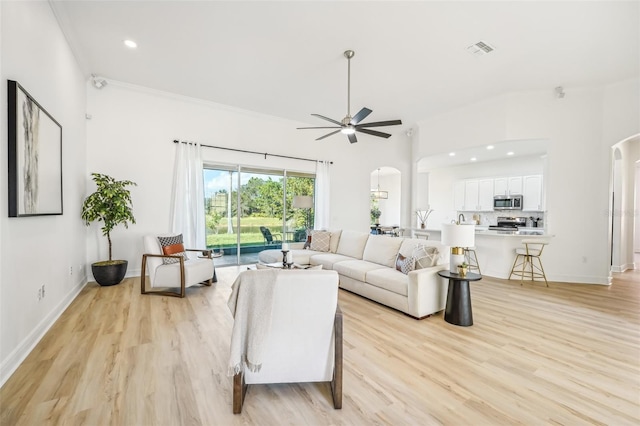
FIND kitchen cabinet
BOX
[522,175,544,211]
[494,176,523,196]
[455,179,494,211]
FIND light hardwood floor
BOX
[1,266,639,425]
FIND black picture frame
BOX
[8,80,63,217]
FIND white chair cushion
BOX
[152,258,213,288]
[243,270,339,384]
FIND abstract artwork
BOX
[8,80,63,217]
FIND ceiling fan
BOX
[297,50,402,143]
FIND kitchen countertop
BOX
[423,227,553,237]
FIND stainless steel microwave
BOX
[493,195,523,210]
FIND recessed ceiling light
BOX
[486,145,494,150]
[124,40,137,49]
[449,152,456,157]
[470,157,477,162]
[507,151,515,156]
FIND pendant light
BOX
[371,168,388,200]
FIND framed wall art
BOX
[8,80,63,217]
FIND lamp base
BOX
[450,247,465,274]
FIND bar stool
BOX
[508,239,549,286]
[464,247,481,275]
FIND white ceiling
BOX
[50,0,639,141]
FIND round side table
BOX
[437,270,482,326]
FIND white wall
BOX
[0,1,87,385]
[85,82,412,278]
[416,79,640,284]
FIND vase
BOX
[457,266,468,277]
[420,223,425,229]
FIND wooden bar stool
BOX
[464,247,481,275]
[508,239,549,286]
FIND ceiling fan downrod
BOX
[344,50,355,124]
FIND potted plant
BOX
[371,206,382,225]
[457,262,469,277]
[81,173,137,286]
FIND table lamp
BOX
[441,223,475,274]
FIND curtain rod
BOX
[173,140,333,164]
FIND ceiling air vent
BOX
[467,41,495,56]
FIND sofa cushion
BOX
[336,231,370,259]
[396,253,415,275]
[328,229,342,253]
[362,235,404,267]
[364,268,408,297]
[309,253,353,269]
[310,230,331,252]
[332,260,386,282]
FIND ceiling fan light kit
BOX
[297,50,402,143]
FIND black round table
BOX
[437,270,482,326]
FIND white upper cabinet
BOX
[478,179,494,211]
[454,179,494,211]
[494,176,523,196]
[522,175,544,211]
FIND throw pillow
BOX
[310,230,331,252]
[157,234,189,265]
[412,246,439,269]
[395,253,415,275]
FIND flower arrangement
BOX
[416,209,434,229]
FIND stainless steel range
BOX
[488,216,527,231]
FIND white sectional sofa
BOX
[258,230,449,319]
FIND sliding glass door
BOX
[203,165,314,266]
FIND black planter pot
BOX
[92,260,128,286]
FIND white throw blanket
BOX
[227,268,279,376]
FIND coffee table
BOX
[437,270,482,326]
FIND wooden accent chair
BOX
[230,269,342,414]
[140,234,217,298]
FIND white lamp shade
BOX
[292,195,313,209]
[441,223,475,248]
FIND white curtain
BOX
[314,161,331,229]
[170,142,206,249]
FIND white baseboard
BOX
[0,279,88,387]
[611,263,635,273]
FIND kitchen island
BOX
[422,227,554,279]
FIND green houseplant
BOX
[81,173,137,286]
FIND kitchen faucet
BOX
[458,213,465,224]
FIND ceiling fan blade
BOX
[356,128,392,139]
[311,114,342,126]
[357,119,403,128]
[348,133,358,144]
[350,107,372,125]
[297,126,341,129]
[316,129,342,141]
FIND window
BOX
[203,165,315,266]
